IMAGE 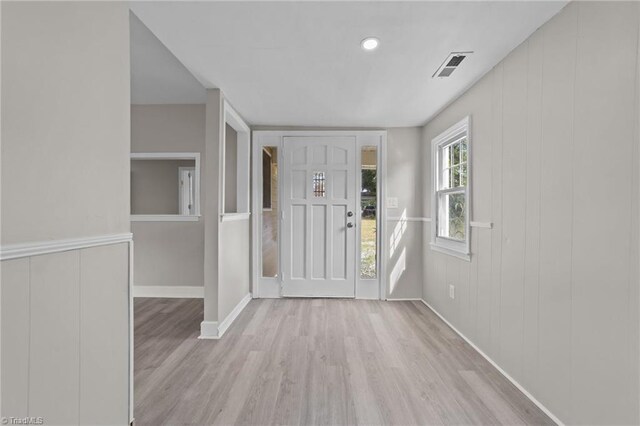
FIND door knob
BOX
[347,211,354,217]
[347,222,354,228]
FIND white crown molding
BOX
[199,293,252,339]
[1,233,133,261]
[420,299,563,426]
[133,285,204,298]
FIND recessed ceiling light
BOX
[361,37,379,51]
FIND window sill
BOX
[131,215,200,222]
[220,212,251,222]
[429,243,471,262]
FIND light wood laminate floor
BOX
[134,298,553,425]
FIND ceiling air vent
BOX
[433,51,473,78]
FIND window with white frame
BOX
[431,116,470,260]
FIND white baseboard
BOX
[386,298,422,301]
[199,293,252,339]
[419,299,563,426]
[199,321,219,340]
[356,281,380,300]
[133,285,204,298]
[217,293,252,337]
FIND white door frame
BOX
[251,130,387,300]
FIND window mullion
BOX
[438,187,465,195]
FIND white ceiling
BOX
[130,1,567,127]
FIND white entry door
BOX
[282,137,357,297]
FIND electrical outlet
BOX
[449,284,455,299]
[387,197,398,209]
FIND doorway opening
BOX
[252,131,386,299]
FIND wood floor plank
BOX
[343,336,385,425]
[134,298,554,425]
[213,351,267,425]
[460,370,527,425]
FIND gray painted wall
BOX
[386,127,423,300]
[421,2,640,424]
[132,222,205,288]
[1,3,130,245]
[204,90,223,322]
[219,220,251,320]
[131,159,195,215]
[1,2,131,424]
[204,90,252,326]
[224,124,238,213]
[131,100,250,323]
[131,104,206,288]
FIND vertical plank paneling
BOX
[522,28,544,396]
[634,4,640,423]
[434,253,446,313]
[499,42,528,380]
[571,2,639,423]
[475,230,492,352]
[446,256,460,329]
[458,256,471,335]
[459,79,493,345]
[435,255,447,317]
[467,233,479,342]
[468,76,495,225]
[29,251,80,424]
[79,243,130,425]
[536,3,578,421]
[1,258,30,416]
[422,2,640,424]
[471,77,495,353]
[490,64,504,360]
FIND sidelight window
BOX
[261,147,279,278]
[360,146,378,279]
